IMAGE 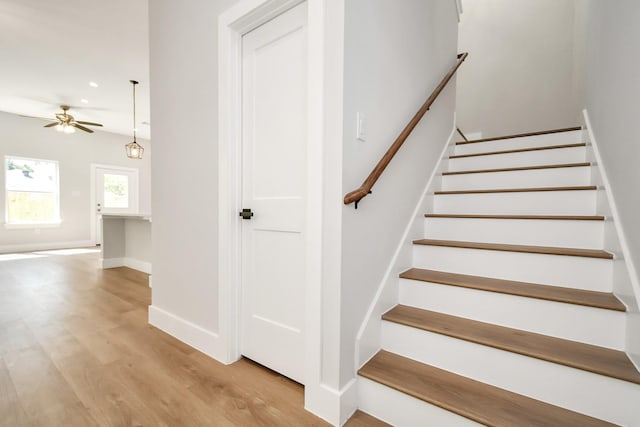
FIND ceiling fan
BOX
[43,105,103,134]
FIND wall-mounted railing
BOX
[344,52,469,208]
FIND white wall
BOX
[456,0,583,138]
[583,0,640,366]
[0,111,151,252]
[148,0,239,340]
[340,0,458,387]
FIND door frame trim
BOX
[219,0,347,423]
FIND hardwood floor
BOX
[0,249,332,426]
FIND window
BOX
[5,156,60,225]
[103,173,130,208]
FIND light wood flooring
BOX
[0,249,342,426]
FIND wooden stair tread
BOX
[443,162,591,176]
[383,306,640,385]
[413,239,613,259]
[399,268,625,311]
[425,213,605,221]
[450,143,586,159]
[435,185,596,195]
[359,350,616,427]
[456,126,582,145]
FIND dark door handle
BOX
[239,208,254,220]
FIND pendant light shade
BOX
[125,80,144,159]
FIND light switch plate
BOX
[356,112,366,141]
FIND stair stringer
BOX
[583,109,640,370]
[354,124,457,369]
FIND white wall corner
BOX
[305,378,358,426]
[354,124,458,369]
[582,109,640,369]
[148,305,228,364]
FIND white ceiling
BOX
[0,0,150,139]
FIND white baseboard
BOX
[124,258,152,274]
[148,305,227,363]
[101,257,152,274]
[0,240,95,254]
[101,257,125,269]
[304,378,358,426]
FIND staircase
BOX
[357,128,640,426]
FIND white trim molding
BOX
[583,110,640,309]
[148,305,226,362]
[0,240,95,254]
[101,257,152,274]
[583,109,640,370]
[304,378,358,426]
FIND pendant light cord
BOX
[130,80,138,143]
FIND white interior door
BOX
[240,1,307,384]
[93,165,139,244]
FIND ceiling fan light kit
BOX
[44,104,103,134]
[56,123,75,134]
[125,79,144,159]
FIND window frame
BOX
[4,155,61,228]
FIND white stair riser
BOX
[398,279,624,349]
[449,146,586,172]
[455,130,583,156]
[381,323,639,426]
[433,190,598,215]
[412,245,612,291]
[424,217,604,249]
[441,166,591,191]
[357,377,482,427]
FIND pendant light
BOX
[125,80,144,159]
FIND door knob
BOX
[239,208,254,220]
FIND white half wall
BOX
[582,0,640,368]
[340,0,459,389]
[0,111,151,253]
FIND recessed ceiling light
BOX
[89,81,99,88]
[81,99,89,104]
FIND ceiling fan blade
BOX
[76,121,103,127]
[72,123,94,133]
[44,122,59,128]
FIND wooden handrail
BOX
[344,52,469,208]
[456,127,469,142]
